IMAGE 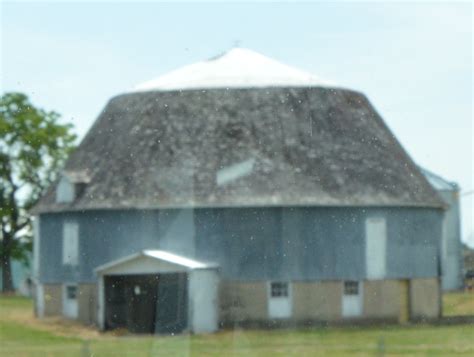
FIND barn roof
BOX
[131,48,332,92]
[34,49,444,213]
[421,168,459,192]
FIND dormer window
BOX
[56,170,90,203]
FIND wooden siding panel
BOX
[38,207,442,284]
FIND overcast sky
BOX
[1,1,473,246]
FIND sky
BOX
[1,1,473,246]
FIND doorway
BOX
[342,281,363,318]
[365,217,387,279]
[62,284,78,319]
[399,279,410,323]
[268,281,292,318]
[104,273,188,334]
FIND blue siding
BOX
[38,207,442,283]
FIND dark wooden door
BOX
[155,273,188,334]
[125,275,159,334]
[104,276,128,330]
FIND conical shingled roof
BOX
[34,49,444,213]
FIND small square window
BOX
[66,285,77,300]
[271,282,289,297]
[344,281,359,295]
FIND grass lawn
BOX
[443,291,474,316]
[1,294,473,356]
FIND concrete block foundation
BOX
[42,284,62,316]
[410,278,441,320]
[38,278,441,328]
[218,278,441,326]
[78,284,98,326]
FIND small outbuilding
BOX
[95,250,219,334]
[421,168,463,290]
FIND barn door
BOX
[342,281,363,318]
[366,217,387,279]
[399,280,410,323]
[155,273,188,334]
[104,276,127,330]
[62,285,78,319]
[268,282,292,319]
[126,275,159,334]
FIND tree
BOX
[0,93,76,292]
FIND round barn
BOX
[32,48,445,333]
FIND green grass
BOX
[1,295,473,356]
[443,291,474,316]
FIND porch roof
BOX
[94,250,218,275]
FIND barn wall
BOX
[38,210,192,283]
[292,281,342,320]
[42,284,62,316]
[189,269,219,333]
[219,281,268,323]
[40,278,439,324]
[438,190,463,290]
[410,278,441,319]
[218,279,412,325]
[38,207,442,284]
[194,207,442,281]
[78,284,97,325]
[362,280,401,319]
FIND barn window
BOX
[56,171,90,203]
[344,281,359,295]
[66,285,78,299]
[62,221,79,265]
[216,158,255,186]
[56,176,75,203]
[270,282,289,297]
[365,217,387,279]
